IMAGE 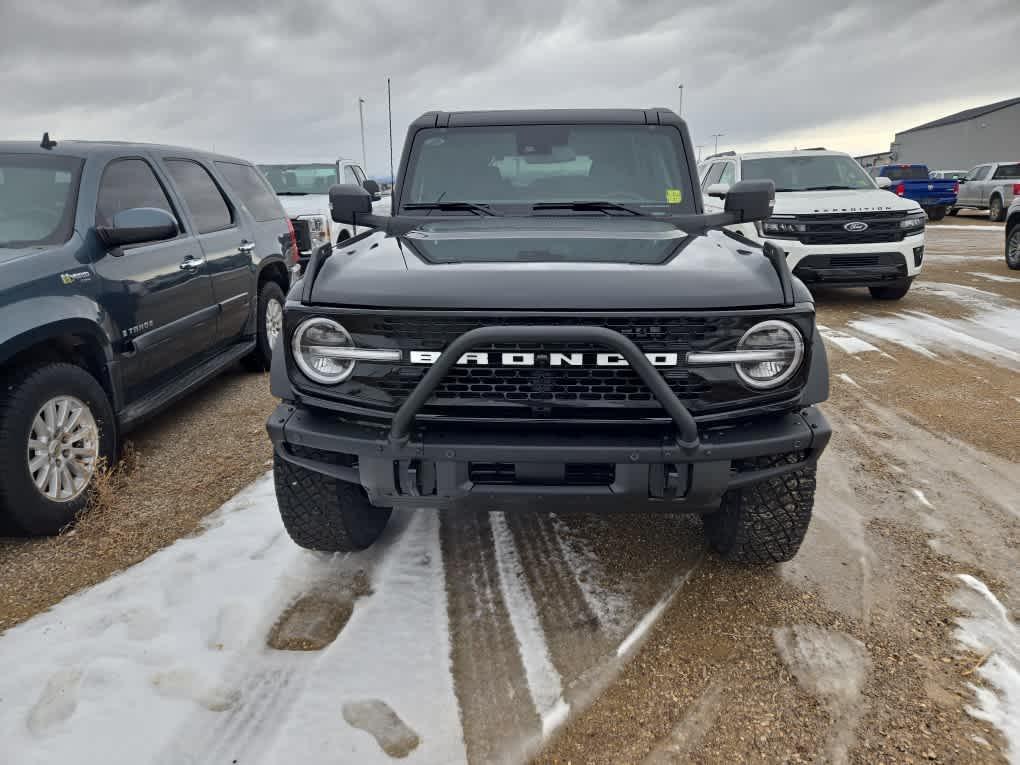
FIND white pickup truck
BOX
[258,159,388,270]
[699,149,926,300]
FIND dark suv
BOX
[268,109,832,564]
[0,138,297,534]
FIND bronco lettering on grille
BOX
[408,351,680,367]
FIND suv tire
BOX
[948,207,959,216]
[1007,225,1020,270]
[242,281,286,372]
[869,282,911,300]
[704,456,816,563]
[274,455,391,552]
[0,363,117,535]
[927,205,946,221]
[989,195,1005,222]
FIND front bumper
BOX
[774,231,925,284]
[269,404,831,511]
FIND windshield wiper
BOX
[276,191,309,196]
[403,202,499,216]
[803,185,855,191]
[532,200,646,216]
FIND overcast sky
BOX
[2,0,1017,177]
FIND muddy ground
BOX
[0,226,1016,764]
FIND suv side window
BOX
[718,162,736,186]
[702,162,724,190]
[96,158,180,230]
[969,165,991,181]
[216,162,285,222]
[992,163,1020,180]
[342,165,359,185]
[164,159,234,234]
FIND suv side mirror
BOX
[875,176,892,190]
[957,178,967,184]
[362,178,381,202]
[705,182,730,199]
[723,179,774,222]
[97,207,178,248]
[329,183,373,223]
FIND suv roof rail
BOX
[801,147,827,151]
[704,151,736,160]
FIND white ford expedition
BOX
[699,149,926,300]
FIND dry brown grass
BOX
[0,368,278,632]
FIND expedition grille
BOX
[326,314,805,420]
[775,211,910,245]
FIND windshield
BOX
[401,124,696,213]
[741,155,875,192]
[879,166,930,181]
[0,153,83,248]
[258,163,338,195]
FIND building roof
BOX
[898,96,1020,135]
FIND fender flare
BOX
[801,330,830,406]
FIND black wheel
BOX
[0,363,117,535]
[273,455,391,552]
[703,456,816,564]
[869,282,912,300]
[947,207,959,216]
[928,206,946,221]
[989,196,1005,222]
[1007,226,1020,270]
[242,281,286,372]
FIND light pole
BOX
[696,144,705,162]
[358,97,367,174]
[712,133,724,155]
[677,83,684,117]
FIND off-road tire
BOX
[869,282,911,300]
[0,363,117,535]
[947,207,959,216]
[242,281,286,372]
[703,456,816,564]
[1006,225,1020,270]
[273,454,391,552]
[989,195,1005,222]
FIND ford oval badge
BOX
[844,221,869,232]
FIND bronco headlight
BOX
[291,318,401,385]
[734,320,804,389]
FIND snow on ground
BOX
[836,373,863,389]
[0,474,466,765]
[968,272,1020,284]
[817,325,880,355]
[951,575,1020,765]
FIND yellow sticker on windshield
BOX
[666,188,682,204]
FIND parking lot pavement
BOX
[0,226,1016,764]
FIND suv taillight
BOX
[1012,183,1020,196]
[895,182,905,196]
[286,219,299,263]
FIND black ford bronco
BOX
[267,109,831,563]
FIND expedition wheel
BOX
[0,363,117,535]
[703,455,816,563]
[242,281,286,371]
[989,195,1005,222]
[869,282,911,300]
[1007,225,1020,270]
[273,455,391,552]
[927,205,946,221]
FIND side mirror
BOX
[875,176,892,190]
[97,207,178,248]
[705,182,730,199]
[362,179,380,195]
[329,183,373,223]
[957,178,967,184]
[724,179,774,222]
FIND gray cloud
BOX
[2,0,1017,176]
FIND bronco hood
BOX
[309,218,790,310]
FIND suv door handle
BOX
[238,241,255,254]
[179,256,204,271]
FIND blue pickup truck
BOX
[869,164,957,220]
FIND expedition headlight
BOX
[899,212,926,230]
[291,318,401,385]
[761,218,807,236]
[734,320,805,389]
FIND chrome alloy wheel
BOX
[266,298,284,350]
[27,395,99,502]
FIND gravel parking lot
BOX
[0,226,1016,764]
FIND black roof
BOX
[412,108,683,128]
[898,96,1020,135]
[0,138,248,164]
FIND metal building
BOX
[889,96,1020,170]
